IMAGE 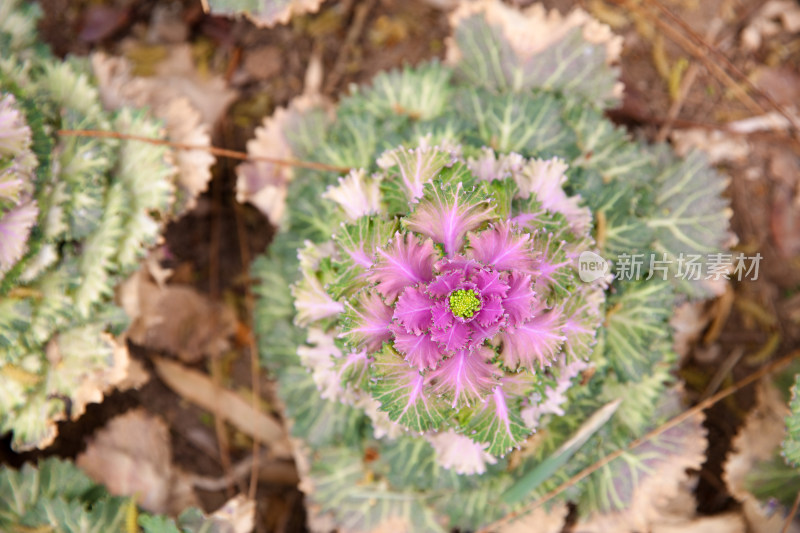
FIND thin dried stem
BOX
[190,451,297,491]
[613,0,764,119]
[643,0,800,135]
[233,200,263,501]
[783,490,800,533]
[700,346,745,400]
[323,0,375,94]
[481,349,800,533]
[208,169,235,497]
[56,129,351,174]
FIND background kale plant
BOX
[0,0,192,451]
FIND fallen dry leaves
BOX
[152,356,292,459]
[119,268,237,363]
[77,408,198,515]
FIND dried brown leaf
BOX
[210,495,256,533]
[77,408,198,515]
[670,301,711,360]
[235,94,329,225]
[671,129,749,164]
[652,512,747,533]
[152,356,292,458]
[118,269,236,363]
[741,1,800,50]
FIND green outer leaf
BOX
[503,399,621,505]
[281,365,366,447]
[562,103,652,186]
[457,88,573,156]
[746,452,800,509]
[579,408,705,517]
[439,476,512,529]
[603,279,674,381]
[369,344,449,433]
[375,437,472,492]
[139,514,183,533]
[590,183,653,259]
[312,447,447,533]
[344,62,454,122]
[647,150,731,298]
[464,386,529,457]
[451,14,620,107]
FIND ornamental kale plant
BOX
[0,0,185,451]
[295,147,604,456]
[244,1,729,531]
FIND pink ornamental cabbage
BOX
[294,141,605,458]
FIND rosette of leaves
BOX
[0,0,181,451]
[296,145,604,457]
[0,458,241,533]
[248,1,729,531]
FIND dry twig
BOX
[56,129,351,173]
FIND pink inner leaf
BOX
[476,295,504,327]
[502,271,537,327]
[394,286,434,334]
[430,320,471,352]
[341,292,393,352]
[426,270,464,297]
[468,221,536,272]
[428,347,497,407]
[473,269,509,298]
[470,318,503,345]
[391,324,442,370]
[368,232,438,301]
[431,300,454,330]
[500,310,565,371]
[405,182,495,256]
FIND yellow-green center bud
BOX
[449,289,481,319]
